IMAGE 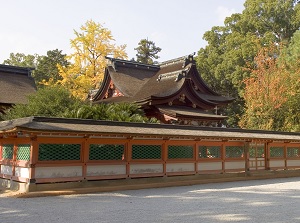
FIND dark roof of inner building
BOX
[0,64,36,105]
[93,55,234,106]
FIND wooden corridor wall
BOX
[1,136,300,185]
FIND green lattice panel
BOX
[168,145,194,159]
[2,144,13,159]
[199,146,221,158]
[89,144,124,160]
[17,144,31,161]
[225,146,244,158]
[38,144,81,161]
[287,147,300,157]
[270,147,284,158]
[132,145,161,159]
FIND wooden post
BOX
[162,139,168,176]
[82,137,89,180]
[29,136,38,181]
[12,141,17,179]
[221,142,226,173]
[244,141,250,175]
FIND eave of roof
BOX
[0,64,34,76]
[1,116,300,142]
[157,106,227,120]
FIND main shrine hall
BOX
[90,54,234,126]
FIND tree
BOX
[278,30,300,131]
[35,49,69,86]
[0,85,158,123]
[3,53,37,68]
[2,50,69,88]
[64,102,159,123]
[0,86,81,120]
[56,20,127,99]
[196,0,300,126]
[239,46,288,130]
[240,42,300,131]
[135,39,161,64]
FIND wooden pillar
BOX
[12,141,17,179]
[221,141,226,173]
[82,138,89,180]
[265,142,270,170]
[284,143,288,170]
[244,141,250,174]
[194,142,198,174]
[126,139,131,178]
[29,136,38,181]
[162,139,168,176]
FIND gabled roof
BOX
[0,64,36,105]
[92,55,234,110]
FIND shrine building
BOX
[90,54,234,126]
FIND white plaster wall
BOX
[130,164,163,174]
[87,165,126,176]
[287,160,300,167]
[269,160,285,168]
[166,163,194,173]
[249,158,265,169]
[35,166,82,178]
[198,162,222,171]
[1,165,12,175]
[225,161,245,170]
[15,167,30,178]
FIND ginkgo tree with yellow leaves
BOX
[55,20,127,99]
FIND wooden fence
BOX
[1,136,300,185]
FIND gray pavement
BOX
[1,177,300,223]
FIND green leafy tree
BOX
[3,53,37,68]
[64,102,159,123]
[2,50,69,88]
[278,30,300,131]
[135,39,161,64]
[35,49,69,86]
[196,0,300,127]
[0,86,81,120]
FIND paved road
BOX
[1,177,300,223]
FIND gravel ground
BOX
[1,177,300,223]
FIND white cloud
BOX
[216,6,236,23]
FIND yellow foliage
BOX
[48,20,127,100]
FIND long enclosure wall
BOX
[1,137,300,184]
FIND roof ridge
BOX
[159,53,195,67]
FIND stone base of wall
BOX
[2,169,300,197]
[0,178,30,193]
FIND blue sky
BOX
[0,0,245,63]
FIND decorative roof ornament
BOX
[157,70,188,82]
